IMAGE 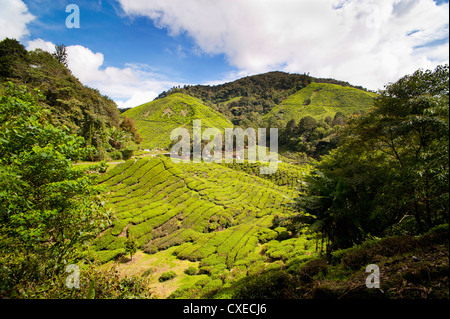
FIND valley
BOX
[91,156,316,298]
[1,37,447,300]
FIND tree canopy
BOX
[293,65,449,255]
[0,83,112,295]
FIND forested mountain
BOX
[0,38,141,161]
[126,71,375,159]
[158,71,373,127]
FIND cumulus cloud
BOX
[26,38,55,53]
[118,0,449,90]
[0,0,35,40]
[26,39,179,108]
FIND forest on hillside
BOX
[0,38,142,162]
[158,71,372,127]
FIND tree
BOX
[0,83,112,291]
[297,116,317,134]
[345,65,449,232]
[293,65,449,254]
[0,38,28,79]
[125,232,138,261]
[52,44,68,67]
[120,116,143,144]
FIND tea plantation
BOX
[91,156,319,297]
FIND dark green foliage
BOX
[337,225,449,270]
[220,270,297,299]
[295,259,328,283]
[0,38,140,161]
[0,84,112,297]
[184,266,198,276]
[0,38,28,79]
[0,264,152,299]
[280,115,343,158]
[293,65,449,256]
[159,270,177,282]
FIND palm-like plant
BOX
[294,171,360,258]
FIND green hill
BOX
[263,82,377,127]
[159,71,374,127]
[122,93,233,149]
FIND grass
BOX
[102,247,208,298]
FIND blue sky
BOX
[22,0,234,83]
[1,0,448,108]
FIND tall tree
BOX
[294,65,449,253]
[0,83,112,290]
[52,44,68,67]
[120,116,143,144]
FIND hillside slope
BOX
[122,93,233,149]
[263,82,377,126]
[159,71,373,126]
[0,39,120,148]
[91,156,315,297]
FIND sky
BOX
[0,0,448,109]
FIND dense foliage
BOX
[293,65,449,255]
[0,38,141,161]
[0,84,111,296]
[278,113,347,159]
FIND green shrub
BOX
[184,266,198,276]
[274,227,290,240]
[159,271,177,282]
[201,279,223,297]
[109,149,123,160]
[231,270,296,299]
[121,147,135,160]
[142,268,155,277]
[296,259,328,283]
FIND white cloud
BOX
[26,38,179,108]
[26,38,55,53]
[118,0,449,90]
[0,0,35,40]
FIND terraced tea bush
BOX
[159,271,177,282]
[184,266,198,276]
[92,155,312,283]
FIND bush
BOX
[159,271,177,282]
[296,259,328,283]
[274,227,290,240]
[143,244,158,255]
[109,149,123,160]
[232,270,297,299]
[184,266,198,276]
[120,142,138,160]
